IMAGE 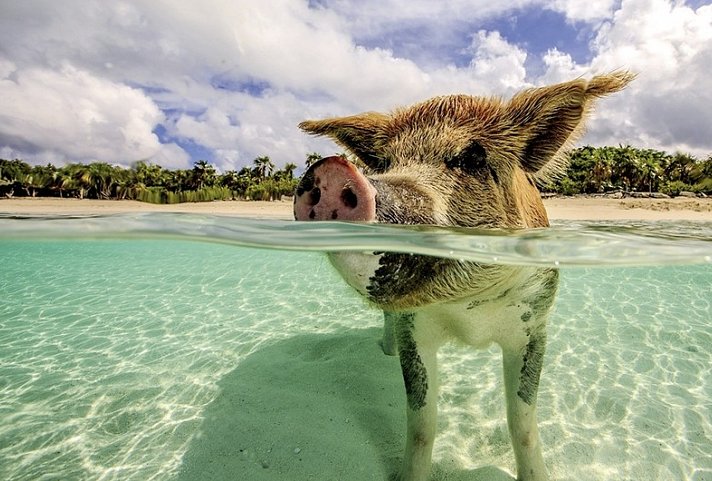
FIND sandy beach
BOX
[1,196,711,221]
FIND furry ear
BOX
[506,71,635,174]
[299,112,391,171]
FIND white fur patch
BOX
[327,252,382,297]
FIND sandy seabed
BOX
[2,199,710,481]
[2,196,712,221]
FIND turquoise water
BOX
[0,214,711,481]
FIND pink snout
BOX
[294,156,377,222]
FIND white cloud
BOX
[138,1,534,168]
[175,108,242,149]
[149,143,192,170]
[468,30,529,90]
[167,24,531,170]
[171,90,342,171]
[548,0,618,22]
[541,0,712,158]
[305,0,532,37]
[0,0,709,172]
[590,0,712,79]
[540,48,589,83]
[0,61,190,166]
[0,58,16,78]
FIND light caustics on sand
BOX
[0,218,710,481]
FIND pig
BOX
[293,72,633,481]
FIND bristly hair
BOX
[531,70,636,185]
[298,71,635,187]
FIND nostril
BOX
[310,187,321,205]
[293,156,375,222]
[341,187,358,208]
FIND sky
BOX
[1,0,711,173]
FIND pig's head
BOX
[293,72,633,309]
[294,72,633,229]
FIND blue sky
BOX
[0,0,710,172]
[354,6,595,69]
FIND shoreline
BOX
[1,196,712,221]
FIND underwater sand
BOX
[0,215,710,481]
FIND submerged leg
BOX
[381,311,397,356]
[502,328,548,481]
[395,313,442,481]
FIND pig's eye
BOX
[445,142,487,174]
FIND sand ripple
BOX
[0,240,710,480]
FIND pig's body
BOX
[328,250,556,480]
[294,72,633,481]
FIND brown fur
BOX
[299,71,634,230]
[296,72,634,481]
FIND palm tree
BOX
[87,162,120,199]
[590,147,614,192]
[637,149,665,194]
[253,156,274,180]
[664,152,696,185]
[274,162,298,181]
[282,162,297,179]
[132,161,168,187]
[25,164,55,197]
[167,169,191,192]
[63,163,95,199]
[0,159,31,197]
[113,167,135,200]
[191,160,217,190]
[305,152,321,169]
[611,145,642,192]
[566,146,594,193]
[220,170,253,198]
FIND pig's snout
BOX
[294,156,377,222]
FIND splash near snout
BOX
[294,156,377,222]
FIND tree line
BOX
[0,153,322,204]
[1,146,710,203]
[544,145,712,196]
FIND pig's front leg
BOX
[381,311,398,356]
[394,313,443,481]
[502,328,548,481]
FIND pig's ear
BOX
[506,71,634,174]
[299,113,390,170]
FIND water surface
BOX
[0,214,710,481]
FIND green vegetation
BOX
[0,155,313,203]
[1,146,710,203]
[542,145,712,196]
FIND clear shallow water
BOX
[1,213,711,267]
[0,214,711,481]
